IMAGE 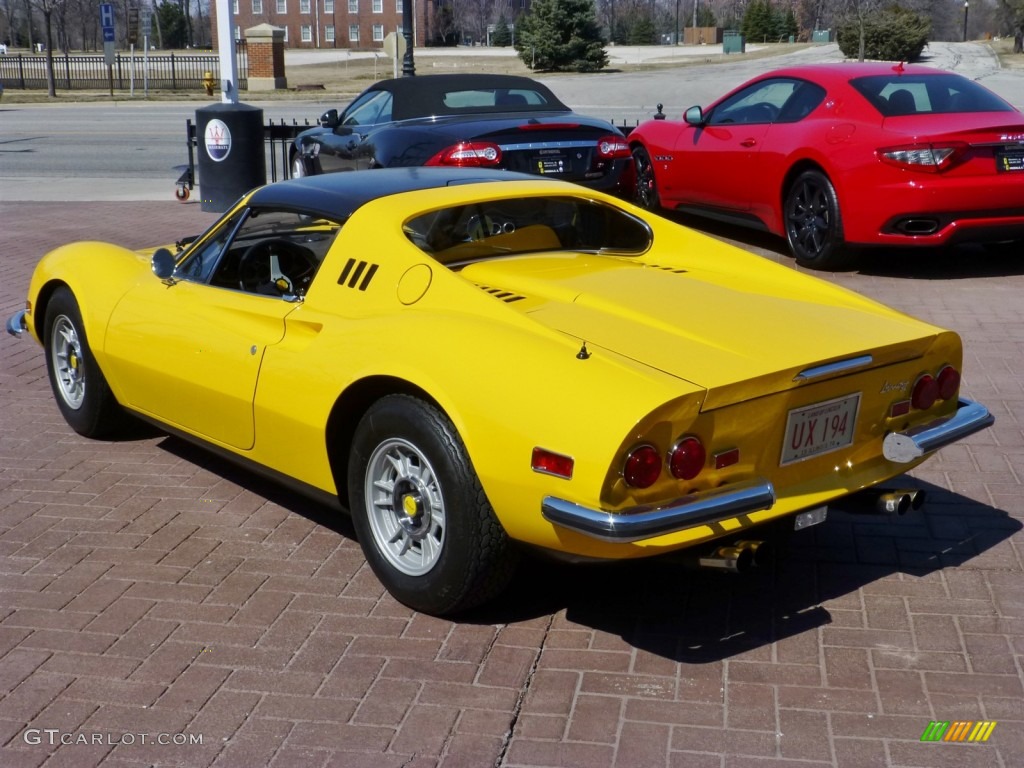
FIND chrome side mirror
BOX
[684,106,705,126]
[151,248,177,281]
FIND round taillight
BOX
[936,366,960,401]
[623,445,661,488]
[911,374,939,410]
[669,436,706,481]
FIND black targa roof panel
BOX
[360,74,573,121]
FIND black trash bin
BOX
[195,102,266,213]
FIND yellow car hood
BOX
[459,255,937,410]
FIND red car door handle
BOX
[740,138,758,147]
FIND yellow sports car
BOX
[7,168,993,615]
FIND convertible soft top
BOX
[360,73,573,121]
[246,167,549,221]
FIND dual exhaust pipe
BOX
[841,487,927,516]
[693,488,926,573]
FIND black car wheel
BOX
[347,395,519,615]
[784,169,851,270]
[632,146,661,210]
[44,287,124,437]
[290,149,321,179]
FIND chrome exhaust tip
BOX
[876,491,912,515]
[836,487,927,516]
[698,545,754,573]
[734,539,774,569]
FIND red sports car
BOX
[628,62,1024,269]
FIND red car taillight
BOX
[425,141,502,167]
[623,445,661,488]
[595,135,631,159]
[878,143,966,173]
[668,436,706,481]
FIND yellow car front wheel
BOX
[43,287,125,438]
[347,394,519,616]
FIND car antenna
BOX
[577,342,591,360]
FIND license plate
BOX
[534,156,567,174]
[996,150,1024,173]
[780,393,860,466]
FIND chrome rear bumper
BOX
[542,480,776,543]
[543,397,993,543]
[6,310,27,337]
[883,397,994,463]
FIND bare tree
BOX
[27,0,68,96]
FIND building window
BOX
[301,0,311,11]
[372,0,382,12]
[232,0,239,13]
[276,0,286,12]
[372,23,383,40]
[282,25,289,41]
[349,24,359,42]
[252,0,263,12]
[396,0,402,11]
[234,25,242,41]
[325,24,335,42]
[348,0,357,12]
[325,0,334,11]
[301,24,312,41]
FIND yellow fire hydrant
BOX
[202,71,216,96]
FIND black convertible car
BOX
[290,73,634,196]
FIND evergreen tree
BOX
[491,15,512,46]
[741,0,774,42]
[628,13,657,45]
[515,0,608,72]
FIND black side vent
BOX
[476,284,527,303]
[647,264,688,274]
[338,258,379,291]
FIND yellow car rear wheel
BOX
[348,394,519,615]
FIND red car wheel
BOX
[784,169,850,270]
[631,146,661,211]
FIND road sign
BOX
[101,3,115,47]
[128,6,139,46]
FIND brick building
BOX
[211,0,436,50]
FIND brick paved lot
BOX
[1,200,1022,767]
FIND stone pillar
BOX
[246,24,287,91]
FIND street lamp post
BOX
[963,0,969,42]
[402,0,415,76]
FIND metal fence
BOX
[0,45,247,91]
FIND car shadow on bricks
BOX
[472,478,1021,663]
[150,435,1019,662]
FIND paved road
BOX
[1,41,1019,203]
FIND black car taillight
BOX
[595,135,631,159]
[425,141,502,167]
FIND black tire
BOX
[632,145,661,211]
[290,149,321,179]
[43,287,124,438]
[347,395,519,615]
[784,169,851,270]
